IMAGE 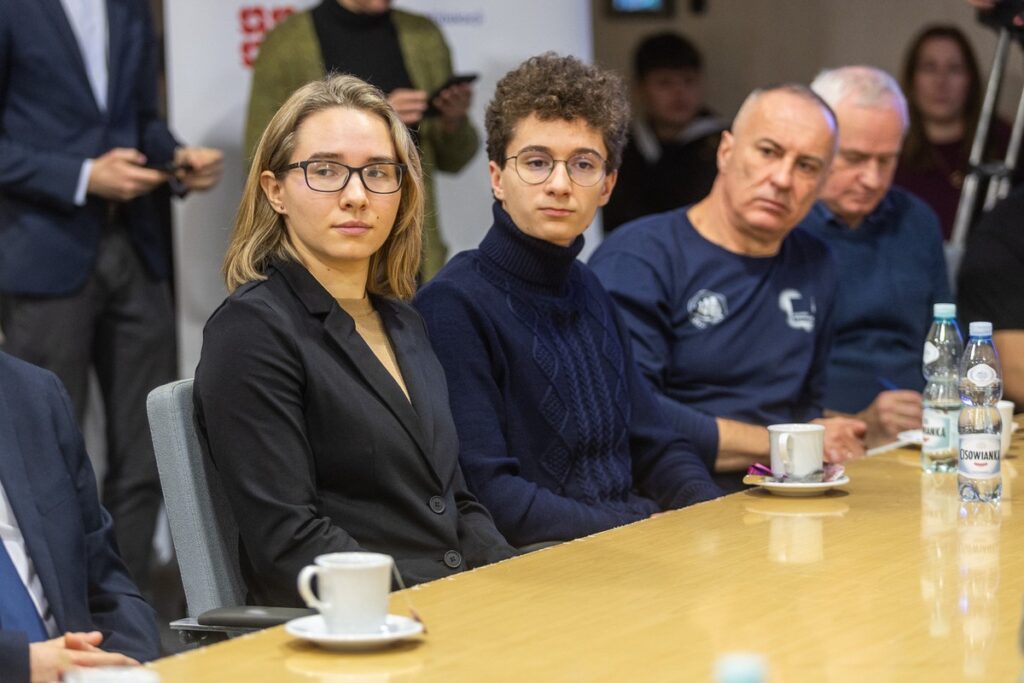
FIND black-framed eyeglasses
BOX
[504,150,608,187]
[280,159,406,194]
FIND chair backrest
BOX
[147,379,247,616]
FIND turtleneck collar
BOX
[320,0,391,28]
[478,202,584,294]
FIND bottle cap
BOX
[969,321,993,337]
[933,303,956,319]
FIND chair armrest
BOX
[197,606,316,629]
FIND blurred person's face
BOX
[338,0,391,14]
[489,114,618,246]
[715,91,835,249]
[261,107,402,277]
[637,67,704,134]
[912,37,971,125]
[820,100,905,228]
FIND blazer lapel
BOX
[104,0,126,111]
[39,0,101,115]
[321,308,435,473]
[0,390,67,631]
[273,261,435,473]
[374,299,438,461]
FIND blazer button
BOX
[429,496,446,514]
[443,550,462,569]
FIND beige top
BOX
[146,418,1024,682]
[337,296,410,402]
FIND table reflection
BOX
[958,500,1001,679]
[743,495,849,565]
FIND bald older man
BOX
[800,66,950,447]
[590,85,867,488]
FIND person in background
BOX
[896,24,1018,241]
[0,352,160,683]
[414,54,723,550]
[958,185,1024,405]
[0,0,223,593]
[196,75,514,605]
[590,84,867,491]
[803,66,950,447]
[602,32,726,233]
[246,0,477,279]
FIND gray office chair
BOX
[147,379,310,644]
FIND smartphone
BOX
[424,73,479,117]
[144,160,194,174]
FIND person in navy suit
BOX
[0,351,160,683]
[0,0,222,589]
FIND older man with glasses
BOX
[414,54,723,550]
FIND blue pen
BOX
[877,376,899,392]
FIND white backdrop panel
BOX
[165,1,594,376]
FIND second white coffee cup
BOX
[768,423,825,482]
[997,400,1015,456]
[297,552,393,635]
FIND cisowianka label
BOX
[923,341,940,365]
[966,363,997,388]
[922,410,955,451]
[958,433,1001,477]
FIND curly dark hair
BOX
[485,52,630,170]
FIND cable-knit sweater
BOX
[414,203,723,547]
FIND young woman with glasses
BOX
[193,75,514,606]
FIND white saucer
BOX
[285,614,423,651]
[756,475,850,497]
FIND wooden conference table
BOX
[150,423,1024,682]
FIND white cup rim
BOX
[314,551,393,569]
[767,423,825,433]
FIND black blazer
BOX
[0,353,159,682]
[194,260,515,606]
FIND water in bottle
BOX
[958,322,1002,503]
[921,303,963,472]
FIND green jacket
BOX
[245,9,479,279]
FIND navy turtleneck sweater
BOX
[414,203,723,547]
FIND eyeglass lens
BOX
[513,151,605,186]
[303,160,403,194]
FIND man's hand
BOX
[858,390,923,446]
[174,146,224,192]
[387,88,428,126]
[431,82,473,133]
[29,632,139,683]
[812,416,867,463]
[87,148,167,202]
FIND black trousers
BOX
[0,227,177,589]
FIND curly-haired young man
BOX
[414,54,722,549]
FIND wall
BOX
[592,0,1024,122]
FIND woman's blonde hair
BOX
[224,74,424,299]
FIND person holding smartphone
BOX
[246,0,478,280]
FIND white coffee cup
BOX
[997,400,1015,456]
[297,552,393,635]
[768,423,825,482]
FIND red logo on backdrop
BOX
[239,5,296,68]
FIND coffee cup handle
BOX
[297,565,329,612]
[779,433,793,476]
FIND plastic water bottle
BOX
[958,322,1002,503]
[921,303,963,472]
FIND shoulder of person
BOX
[390,8,445,39]
[260,9,316,47]
[0,351,57,398]
[592,209,691,265]
[886,186,941,228]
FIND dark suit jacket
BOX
[0,353,160,682]
[194,260,515,606]
[0,0,178,295]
